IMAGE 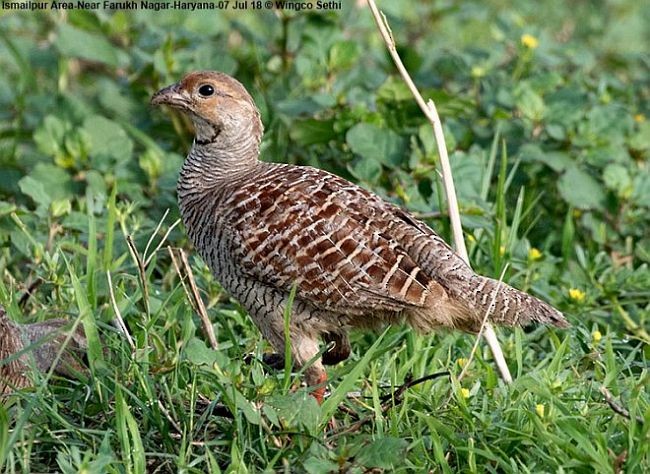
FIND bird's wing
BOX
[224,165,448,314]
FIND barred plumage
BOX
[0,305,87,395]
[152,71,568,401]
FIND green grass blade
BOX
[320,328,388,425]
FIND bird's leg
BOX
[261,330,350,370]
[306,367,328,404]
[290,335,328,404]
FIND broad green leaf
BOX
[346,123,406,168]
[378,76,413,102]
[515,83,546,121]
[303,457,339,474]
[632,172,650,207]
[33,115,67,156]
[18,176,51,209]
[56,24,124,67]
[603,163,632,197]
[557,166,605,210]
[185,337,217,366]
[29,163,75,201]
[348,156,382,183]
[329,40,359,70]
[83,115,133,164]
[289,119,337,146]
[629,121,650,150]
[356,437,409,469]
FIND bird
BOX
[0,305,87,395]
[152,71,568,402]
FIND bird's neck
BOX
[179,116,263,192]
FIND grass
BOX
[1,0,649,472]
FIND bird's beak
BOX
[151,83,189,109]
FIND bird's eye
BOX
[198,84,215,97]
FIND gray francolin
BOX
[152,71,568,402]
[0,305,87,395]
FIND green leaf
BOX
[629,122,650,150]
[346,123,406,168]
[557,166,606,210]
[289,119,337,146]
[303,457,339,474]
[377,76,413,102]
[56,24,124,67]
[185,337,217,366]
[348,156,382,184]
[515,83,546,121]
[602,163,632,197]
[18,176,51,209]
[356,437,409,469]
[29,163,75,201]
[50,199,71,217]
[33,115,67,156]
[631,172,650,207]
[83,115,133,164]
[328,40,359,70]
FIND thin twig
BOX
[457,265,508,383]
[171,247,218,351]
[144,213,182,268]
[168,246,198,314]
[380,371,450,404]
[144,208,170,264]
[157,399,183,433]
[366,0,512,383]
[106,270,135,350]
[600,386,644,424]
[126,235,150,316]
[331,371,449,437]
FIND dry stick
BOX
[600,386,644,425]
[144,218,182,268]
[126,235,150,316]
[332,370,449,437]
[457,265,508,384]
[367,0,512,383]
[157,399,183,434]
[143,208,170,264]
[168,246,197,314]
[178,248,218,351]
[106,270,135,350]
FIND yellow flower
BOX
[499,245,506,256]
[592,330,602,343]
[535,403,545,418]
[457,358,468,368]
[471,66,486,78]
[467,234,476,243]
[460,388,471,399]
[634,114,646,123]
[528,248,542,261]
[521,34,539,49]
[568,288,586,303]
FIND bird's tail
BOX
[453,275,569,330]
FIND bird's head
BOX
[151,71,262,146]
